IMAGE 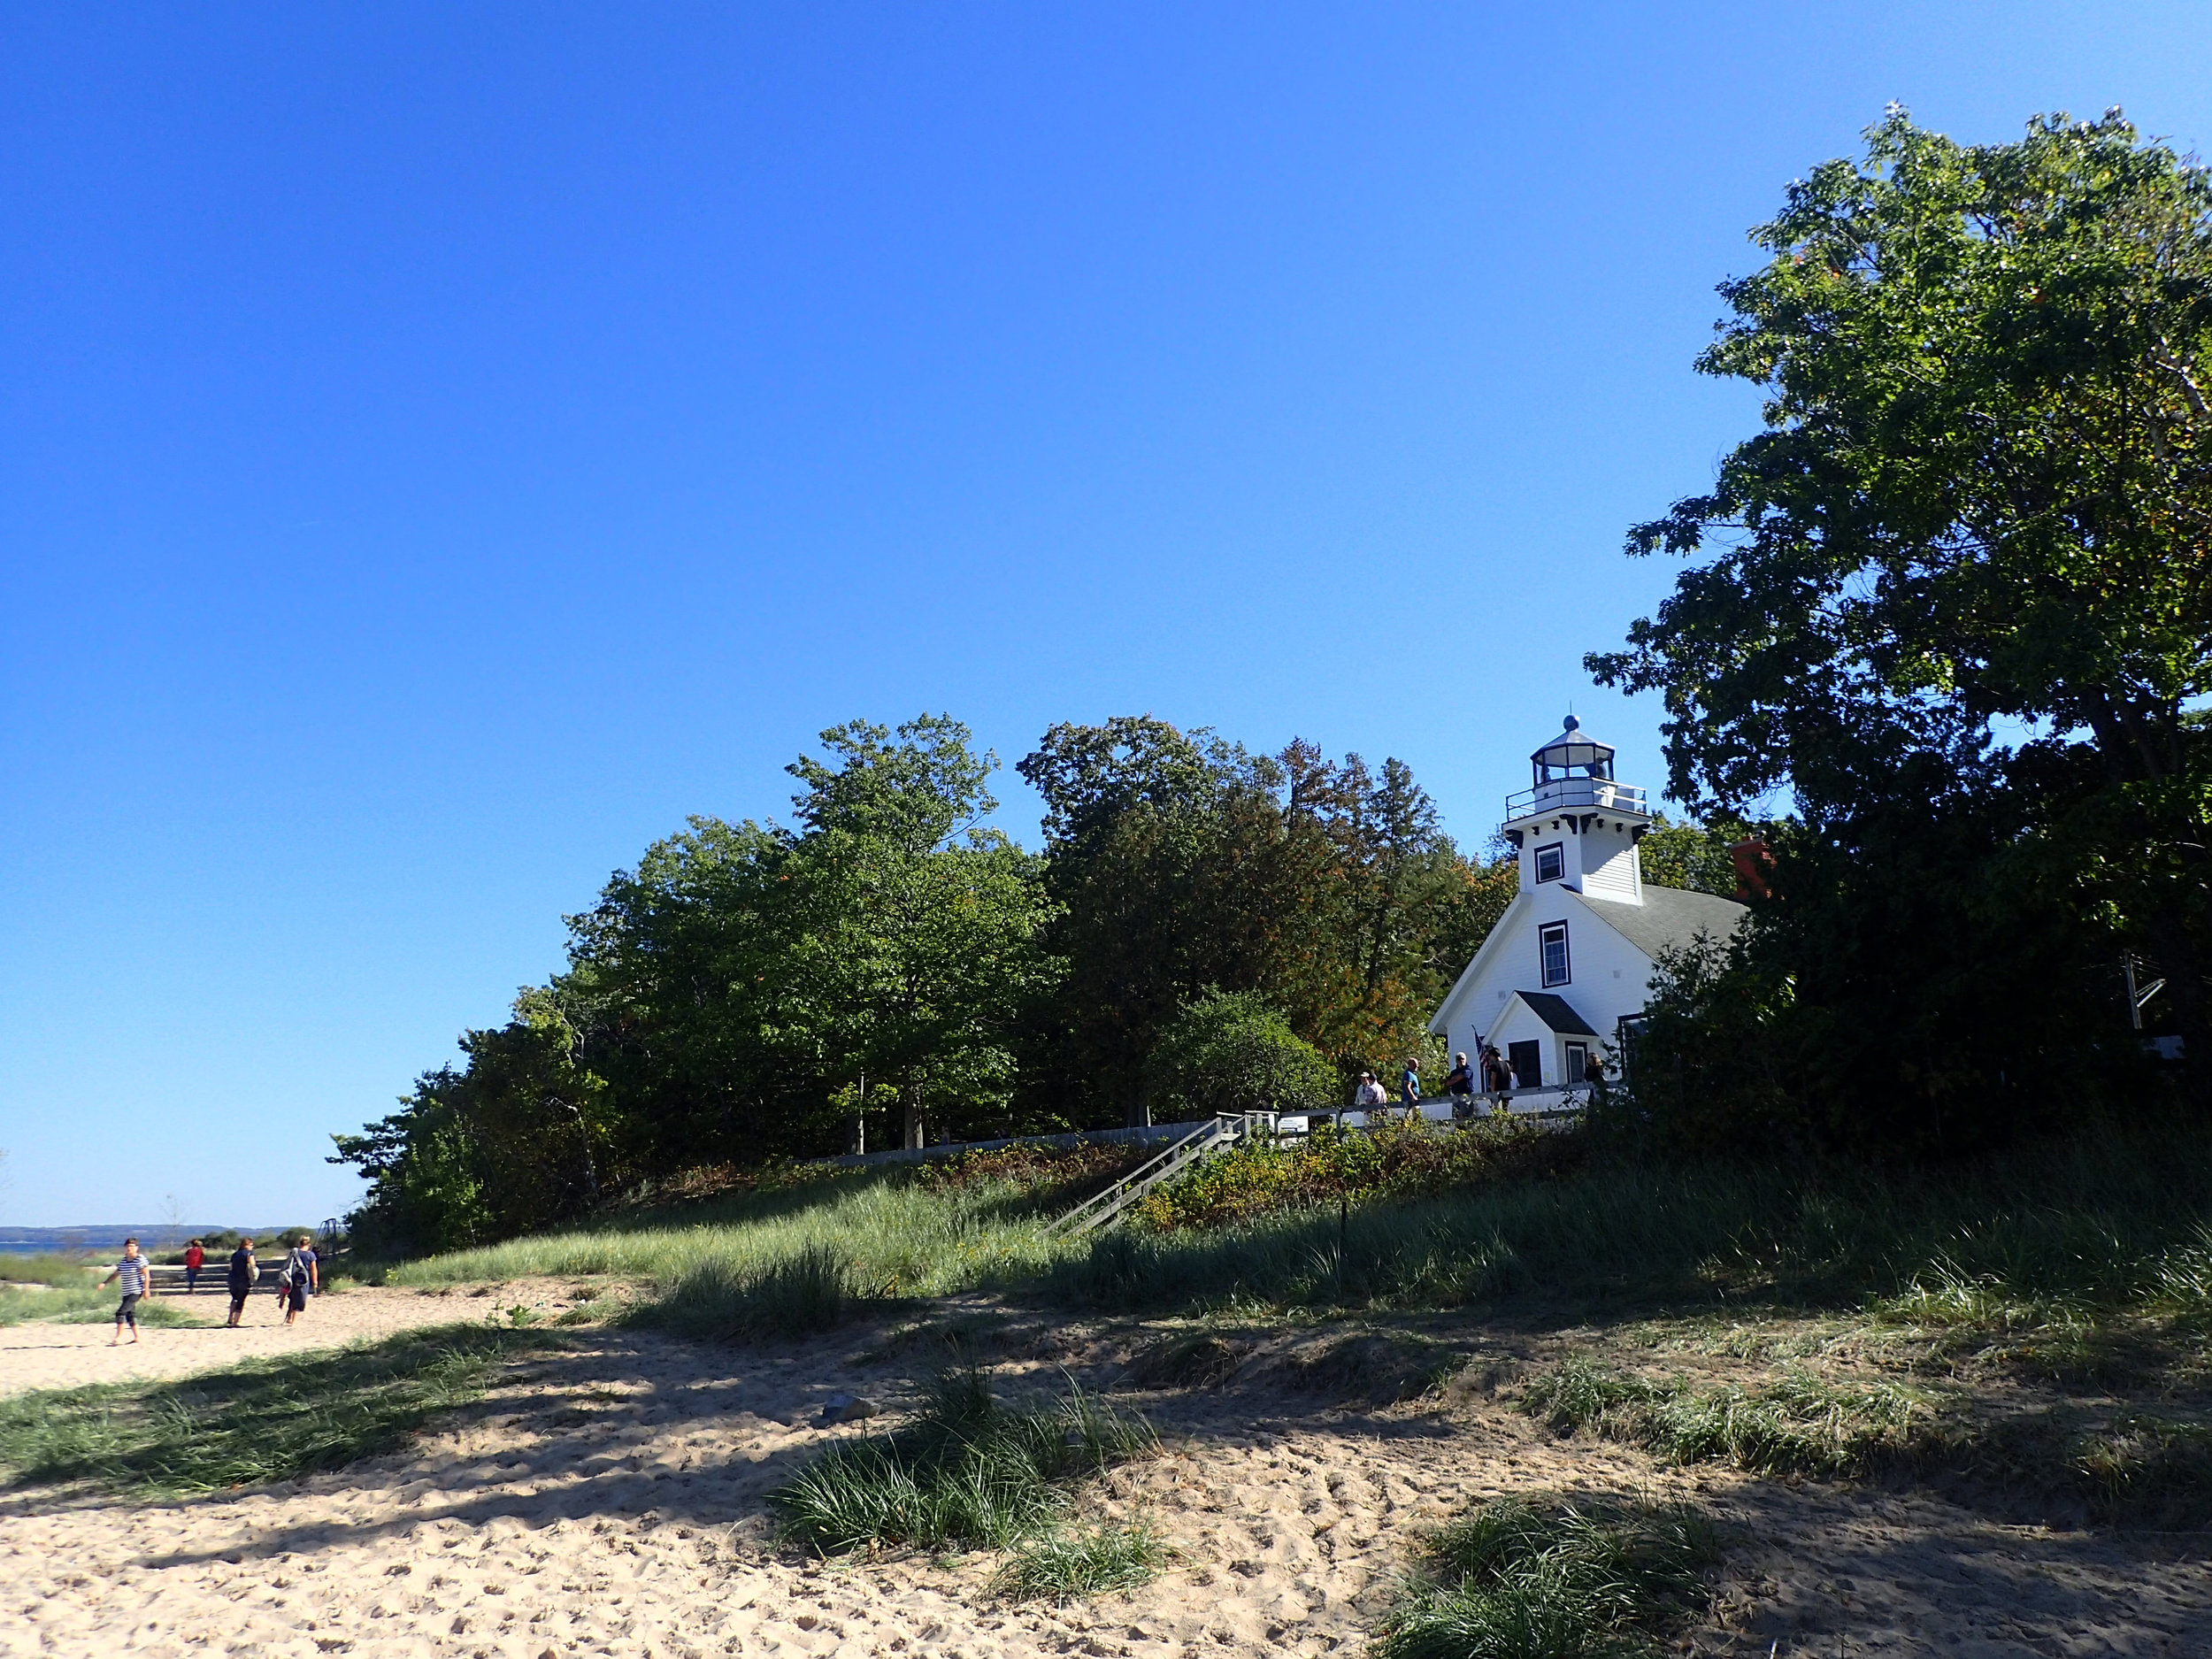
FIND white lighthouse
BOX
[1501,715,1653,904]
[1429,717,1747,1102]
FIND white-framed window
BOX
[1564,1041,1588,1084]
[1540,921,1571,987]
[1534,842,1565,883]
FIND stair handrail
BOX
[1037,1118,1220,1240]
[1038,1108,1279,1240]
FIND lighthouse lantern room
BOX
[1500,716,1652,907]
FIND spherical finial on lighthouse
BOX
[1561,713,1579,733]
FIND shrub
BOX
[1134,1115,1584,1233]
[1145,991,1337,1121]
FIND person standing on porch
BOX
[1444,1052,1475,1118]
[1481,1044,1512,1098]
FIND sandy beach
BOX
[0,1286,511,1400]
[2,1296,2208,1657]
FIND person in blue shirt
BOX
[1399,1063,1421,1117]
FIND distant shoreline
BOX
[0,1227,319,1255]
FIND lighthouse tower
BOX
[1499,716,1652,906]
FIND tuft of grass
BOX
[1525,1356,1932,1479]
[2071,1410,2212,1527]
[1379,1492,1720,1659]
[635,1242,852,1341]
[1521,1356,1669,1438]
[1640,1371,1928,1478]
[0,1325,559,1496]
[769,1368,1156,1554]
[1123,1331,1245,1391]
[992,1520,1165,1602]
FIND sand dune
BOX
[2,1297,2208,1656]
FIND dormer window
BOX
[1540,921,1571,987]
[1534,842,1564,883]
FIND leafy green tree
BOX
[1592,107,2212,1095]
[781,716,1058,1148]
[1020,718,1495,1120]
[331,988,619,1251]
[1636,815,1753,897]
[1145,990,1338,1121]
[561,815,810,1170]
[330,1068,491,1256]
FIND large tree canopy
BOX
[1590,108,2212,1080]
[338,711,1514,1247]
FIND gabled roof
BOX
[1429,883,1748,1036]
[1584,884,1748,959]
[1509,991,1599,1036]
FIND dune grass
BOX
[993,1520,1165,1602]
[1524,1356,1934,1479]
[382,1116,2212,1387]
[1045,1117,2212,1329]
[1379,1492,1720,1659]
[0,1253,102,1289]
[0,1285,110,1325]
[769,1367,1156,1554]
[0,1255,106,1326]
[0,1325,560,1497]
[392,1164,1092,1317]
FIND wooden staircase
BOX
[1038,1110,1279,1240]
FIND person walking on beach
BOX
[183,1238,204,1294]
[226,1238,257,1327]
[280,1235,317,1326]
[100,1238,152,1345]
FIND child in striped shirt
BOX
[101,1238,152,1345]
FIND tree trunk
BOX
[1125,1076,1150,1130]
[902,1080,925,1150]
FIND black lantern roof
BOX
[1531,714,1613,784]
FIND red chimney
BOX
[1730,839,1774,902]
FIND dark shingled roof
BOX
[1587,883,1748,960]
[1513,991,1599,1036]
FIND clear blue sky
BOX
[4,4,2208,1228]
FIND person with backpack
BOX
[280,1236,318,1327]
[1480,1044,1513,1101]
[226,1238,257,1327]
[100,1238,152,1345]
